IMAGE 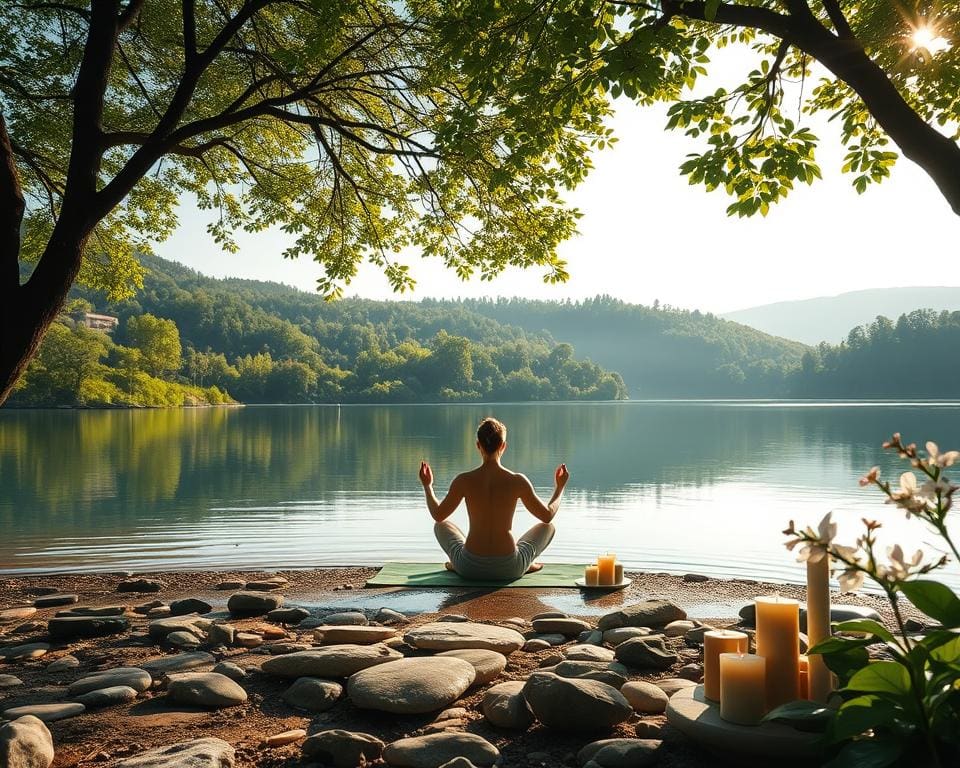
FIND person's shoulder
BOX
[506,469,533,487]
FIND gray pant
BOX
[434,520,556,581]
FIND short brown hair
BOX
[477,417,506,454]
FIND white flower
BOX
[797,512,837,562]
[927,442,960,469]
[859,466,881,487]
[887,545,924,581]
[838,568,865,592]
[887,471,928,517]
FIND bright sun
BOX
[910,24,951,54]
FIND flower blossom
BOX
[886,545,924,581]
[838,567,866,592]
[886,471,929,517]
[859,466,881,487]
[927,442,960,469]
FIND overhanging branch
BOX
[0,113,25,295]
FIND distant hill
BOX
[723,287,960,345]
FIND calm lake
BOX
[2,402,959,588]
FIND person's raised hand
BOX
[555,463,569,489]
[419,460,433,487]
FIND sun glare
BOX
[910,24,951,54]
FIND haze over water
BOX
[3,402,959,589]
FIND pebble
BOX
[438,614,469,622]
[313,625,397,645]
[579,630,604,645]
[683,625,716,644]
[1,703,86,723]
[147,607,172,618]
[482,680,533,729]
[0,715,54,768]
[134,600,166,615]
[169,598,212,616]
[679,662,704,682]
[235,632,263,648]
[620,681,669,714]
[147,616,206,640]
[0,607,37,623]
[72,685,140,708]
[321,611,369,626]
[598,601,686,631]
[302,730,385,768]
[375,608,409,625]
[0,674,23,688]
[527,633,567,646]
[614,637,680,670]
[113,738,234,767]
[216,580,245,590]
[577,738,662,767]
[565,645,615,663]
[436,648,507,685]
[264,729,306,747]
[117,578,165,593]
[382,733,499,768]
[32,594,78,608]
[532,612,568,620]
[47,654,85,672]
[0,643,50,661]
[207,624,235,646]
[683,573,710,582]
[244,580,285,591]
[655,678,698,697]
[142,652,216,678]
[522,671,632,732]
[551,660,628,689]
[267,607,310,625]
[635,720,666,739]
[539,653,565,667]
[56,605,126,617]
[282,677,343,712]
[165,630,201,650]
[602,627,653,646]
[405,622,525,654]
[48,616,129,639]
[265,642,312,655]
[227,591,283,616]
[212,662,246,681]
[664,620,697,637]
[522,639,552,652]
[261,643,403,678]
[69,668,152,696]
[531,618,592,636]
[348,656,476,714]
[166,672,248,708]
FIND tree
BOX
[24,322,110,403]
[0,0,596,404]
[434,1,960,219]
[127,313,182,378]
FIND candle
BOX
[703,629,749,701]
[799,654,809,699]
[719,653,766,725]
[806,555,833,703]
[584,565,599,586]
[597,554,616,585]
[614,563,624,584]
[755,595,801,709]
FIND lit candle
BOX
[703,629,749,701]
[806,555,833,703]
[597,554,616,586]
[614,562,624,584]
[799,654,809,700]
[719,653,766,726]
[584,565,599,586]
[755,595,801,709]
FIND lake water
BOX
[2,402,959,588]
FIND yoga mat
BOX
[366,561,590,588]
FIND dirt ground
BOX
[0,568,917,767]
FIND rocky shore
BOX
[0,568,914,768]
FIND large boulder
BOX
[482,681,534,730]
[404,622,524,654]
[347,657,476,714]
[0,716,54,768]
[68,668,152,696]
[382,733,499,768]
[113,738,234,767]
[597,601,686,632]
[226,591,283,617]
[301,730,385,768]
[522,672,632,732]
[261,644,402,679]
[166,672,247,709]
[614,637,679,671]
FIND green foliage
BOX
[126,314,183,378]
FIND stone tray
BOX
[666,685,823,763]
[574,577,632,591]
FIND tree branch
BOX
[821,0,854,39]
[0,113,25,296]
[182,0,197,59]
[118,0,146,31]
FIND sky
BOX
[154,51,960,316]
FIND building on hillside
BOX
[82,313,120,333]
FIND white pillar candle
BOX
[719,653,766,726]
[806,555,834,703]
[703,630,749,701]
[755,595,801,710]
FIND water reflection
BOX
[2,402,959,587]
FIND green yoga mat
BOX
[366,561,589,588]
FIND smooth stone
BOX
[577,738,662,768]
[264,729,306,747]
[117,579,165,593]
[382,733,499,768]
[0,674,23,687]
[134,600,166,615]
[532,618,593,636]
[598,601,687,631]
[234,632,263,648]
[265,642,311,655]
[579,630,604,645]
[620,681,669,714]
[551,661,628,689]
[679,662,704,682]
[634,720,666,739]
[684,625,716,644]
[48,615,129,639]
[46,656,80,673]
[438,614,469,622]
[147,616,205,640]
[0,715,54,768]
[532,612,568,620]
[523,639,552,652]
[321,611,369,625]
[614,637,679,670]
[348,656,476,714]
[244,580,285,591]
[267,607,310,625]
[282,677,342,712]
[602,627,653,646]
[313,625,397,645]
[227,591,283,616]
[522,672,632,732]
[738,603,882,630]
[375,608,409,625]
[142,652,215,678]
[655,678,698,697]
[167,672,247,709]
[302,730,385,768]
[169,599,212,616]
[56,605,126,617]
[539,653,565,667]
[0,643,49,661]
[2,703,85,723]
[435,649,507,685]
[481,680,534,729]
[73,685,139,708]
[148,607,172,618]
[529,632,567,646]
[216,580,245,590]
[166,631,201,649]
[664,620,697,637]
[207,624,235,646]
[212,662,246,681]
[261,644,403,678]
[113,737,235,767]
[0,607,37,623]
[405,622,524,654]
[566,645,615,662]
[32,594,77,608]
[69,667,152,696]
[683,573,710,583]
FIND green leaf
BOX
[900,580,960,627]
[763,700,833,732]
[847,661,912,697]
[928,633,960,663]
[830,695,898,741]
[809,635,874,656]
[833,619,895,643]
[824,738,902,768]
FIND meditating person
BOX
[418,417,569,580]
